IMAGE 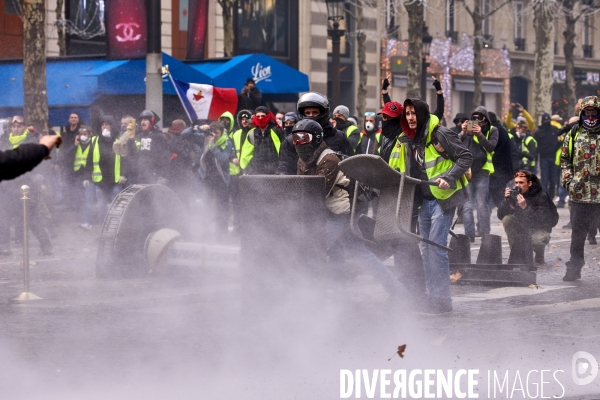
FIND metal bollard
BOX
[12,185,42,301]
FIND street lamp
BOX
[326,0,346,108]
[421,25,433,101]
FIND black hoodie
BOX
[497,174,559,232]
[535,121,560,159]
[399,99,473,211]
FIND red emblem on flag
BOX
[193,91,204,101]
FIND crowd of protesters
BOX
[1,74,597,314]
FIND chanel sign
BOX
[105,0,147,60]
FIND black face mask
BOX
[334,117,348,130]
[381,118,402,139]
[295,143,314,162]
[285,125,294,136]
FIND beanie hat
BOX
[347,117,358,126]
[333,105,350,120]
[284,112,298,123]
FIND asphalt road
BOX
[0,206,598,399]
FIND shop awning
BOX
[188,53,309,100]
[0,53,211,124]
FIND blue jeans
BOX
[462,171,491,236]
[82,183,122,225]
[326,213,406,296]
[418,199,455,301]
[540,158,559,200]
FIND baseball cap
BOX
[377,101,403,118]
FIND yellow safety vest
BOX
[91,136,121,183]
[509,132,537,168]
[345,125,361,152]
[229,128,245,176]
[239,128,281,171]
[472,127,495,174]
[74,142,92,171]
[389,116,468,200]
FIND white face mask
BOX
[102,129,111,138]
[80,135,90,143]
[365,122,375,131]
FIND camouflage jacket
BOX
[560,124,600,203]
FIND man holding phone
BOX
[459,107,499,240]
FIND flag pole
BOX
[165,66,194,125]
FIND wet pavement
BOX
[0,205,599,399]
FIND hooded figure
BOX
[136,110,170,184]
[219,111,235,136]
[359,112,381,155]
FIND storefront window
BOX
[235,0,291,57]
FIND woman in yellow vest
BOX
[77,118,128,231]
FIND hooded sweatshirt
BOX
[459,106,498,174]
[497,174,559,232]
[399,99,473,210]
[219,111,235,135]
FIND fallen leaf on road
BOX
[549,252,553,254]
[450,270,462,284]
[554,264,561,267]
[529,284,542,289]
[389,345,407,361]
[583,265,590,269]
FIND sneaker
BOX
[468,235,475,243]
[475,231,482,238]
[562,221,572,229]
[589,236,597,245]
[534,255,545,265]
[556,201,565,208]
[80,223,93,231]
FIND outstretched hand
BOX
[39,135,62,159]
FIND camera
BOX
[509,186,521,203]
[466,120,475,132]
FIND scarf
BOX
[252,112,276,131]
[9,130,29,149]
[381,119,402,140]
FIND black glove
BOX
[382,78,390,91]
[432,79,442,91]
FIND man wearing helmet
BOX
[277,92,354,176]
[561,96,600,281]
[136,110,170,184]
[292,119,407,301]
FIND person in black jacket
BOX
[0,136,61,181]
[488,111,515,207]
[277,92,353,176]
[497,170,558,264]
[135,110,171,184]
[535,113,561,200]
[237,78,262,114]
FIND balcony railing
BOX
[514,38,526,51]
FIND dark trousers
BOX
[540,158,559,200]
[0,189,51,252]
[569,202,600,267]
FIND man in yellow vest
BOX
[397,99,472,314]
[459,107,498,240]
[240,106,284,175]
[77,118,128,231]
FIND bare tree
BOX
[56,0,66,56]
[23,0,49,134]
[456,0,511,109]
[532,0,557,122]
[217,0,235,57]
[404,0,424,98]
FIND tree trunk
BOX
[356,3,367,127]
[563,0,578,117]
[23,0,49,134]
[405,1,423,99]
[472,2,483,110]
[219,0,235,57]
[533,1,555,123]
[55,0,66,56]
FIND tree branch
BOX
[483,0,513,19]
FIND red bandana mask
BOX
[253,112,275,130]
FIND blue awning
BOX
[0,53,212,124]
[188,54,309,96]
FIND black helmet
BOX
[297,92,330,126]
[139,110,160,126]
[291,119,323,147]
